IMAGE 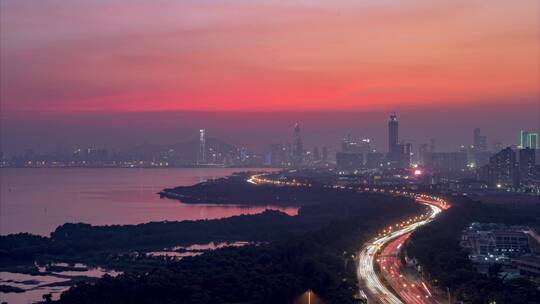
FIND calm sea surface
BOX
[0,168,297,236]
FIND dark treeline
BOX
[1,211,299,271]
[0,172,436,303]
[1,185,414,271]
[406,197,540,304]
[54,197,423,304]
[161,174,354,206]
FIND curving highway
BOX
[247,173,448,304]
[357,196,446,304]
[378,232,440,304]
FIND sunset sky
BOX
[1,0,539,153]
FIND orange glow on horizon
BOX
[1,0,538,113]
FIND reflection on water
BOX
[0,263,120,304]
[146,251,204,259]
[177,241,252,251]
[48,263,122,279]
[0,168,297,236]
[0,242,253,304]
[147,241,254,260]
[0,168,296,303]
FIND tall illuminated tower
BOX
[529,133,538,149]
[520,130,529,149]
[292,122,303,166]
[519,130,539,149]
[198,129,206,164]
[388,112,399,158]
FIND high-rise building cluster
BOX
[3,116,539,195]
[478,147,521,189]
[477,145,538,190]
[268,122,329,168]
[336,135,375,171]
[334,113,413,172]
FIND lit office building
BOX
[520,130,539,149]
[518,148,536,179]
[197,129,206,164]
[461,223,531,264]
[479,147,520,189]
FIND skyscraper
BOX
[479,147,520,189]
[519,130,539,149]
[530,133,538,149]
[292,122,303,166]
[520,130,530,149]
[387,113,412,168]
[388,112,398,157]
[518,148,536,179]
[403,143,412,168]
[473,128,487,152]
[197,129,206,164]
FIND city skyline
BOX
[1,106,538,156]
[1,1,539,303]
[3,113,538,170]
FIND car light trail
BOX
[421,282,433,297]
[357,194,447,304]
[247,173,448,304]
